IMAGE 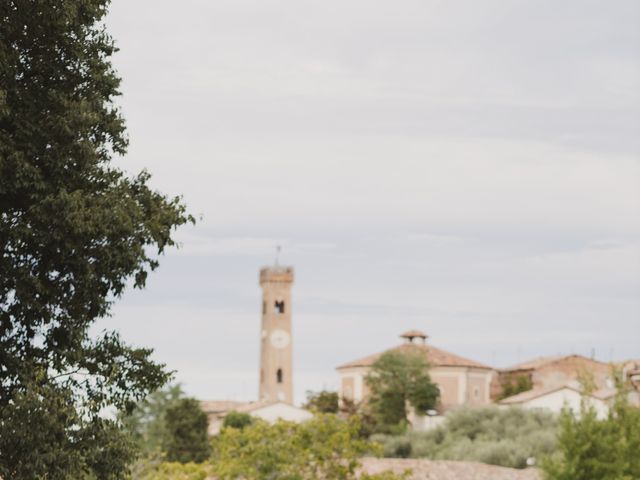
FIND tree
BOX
[304,390,340,413]
[0,1,192,477]
[163,398,211,464]
[120,383,185,456]
[365,349,440,432]
[210,414,407,480]
[542,389,640,480]
[222,411,254,430]
[0,379,137,479]
[498,374,533,400]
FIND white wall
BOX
[250,402,314,423]
[518,388,609,419]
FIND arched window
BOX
[274,300,285,314]
[276,368,283,383]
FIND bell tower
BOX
[259,264,294,404]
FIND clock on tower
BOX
[258,264,294,404]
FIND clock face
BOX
[270,329,290,349]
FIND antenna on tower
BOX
[275,245,281,266]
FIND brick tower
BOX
[258,265,294,404]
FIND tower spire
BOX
[275,245,281,266]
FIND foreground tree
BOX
[542,388,640,480]
[211,415,406,480]
[163,398,211,464]
[0,1,192,477]
[365,350,440,432]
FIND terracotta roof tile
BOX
[498,385,573,404]
[336,343,491,370]
[499,384,615,405]
[501,354,608,372]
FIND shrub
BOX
[375,406,558,469]
[211,414,407,479]
[136,461,213,480]
[222,411,253,430]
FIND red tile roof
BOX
[336,343,491,370]
[501,354,607,372]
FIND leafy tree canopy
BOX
[542,387,640,480]
[222,410,254,430]
[120,383,185,456]
[0,0,192,477]
[211,414,407,480]
[163,398,211,464]
[498,374,534,400]
[365,349,440,432]
[304,390,340,413]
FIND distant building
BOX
[200,263,310,436]
[201,400,313,435]
[493,354,613,401]
[336,330,494,412]
[498,384,614,418]
[620,359,640,390]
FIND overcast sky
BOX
[98,0,640,404]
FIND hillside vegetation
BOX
[372,407,558,469]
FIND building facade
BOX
[493,354,613,400]
[336,330,495,412]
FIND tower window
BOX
[276,368,283,383]
[262,301,266,314]
[274,300,285,314]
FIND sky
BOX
[98,0,640,405]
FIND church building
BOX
[336,330,495,412]
[201,263,311,434]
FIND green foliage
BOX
[0,380,137,479]
[542,391,640,480]
[135,461,214,480]
[120,384,185,456]
[304,390,340,413]
[373,406,558,469]
[222,411,254,430]
[163,398,211,464]
[498,374,534,400]
[365,349,440,432]
[0,1,192,476]
[211,414,407,480]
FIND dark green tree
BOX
[304,390,340,413]
[0,1,192,478]
[365,349,440,432]
[120,384,185,456]
[163,398,211,463]
[222,411,254,430]
[498,374,533,400]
